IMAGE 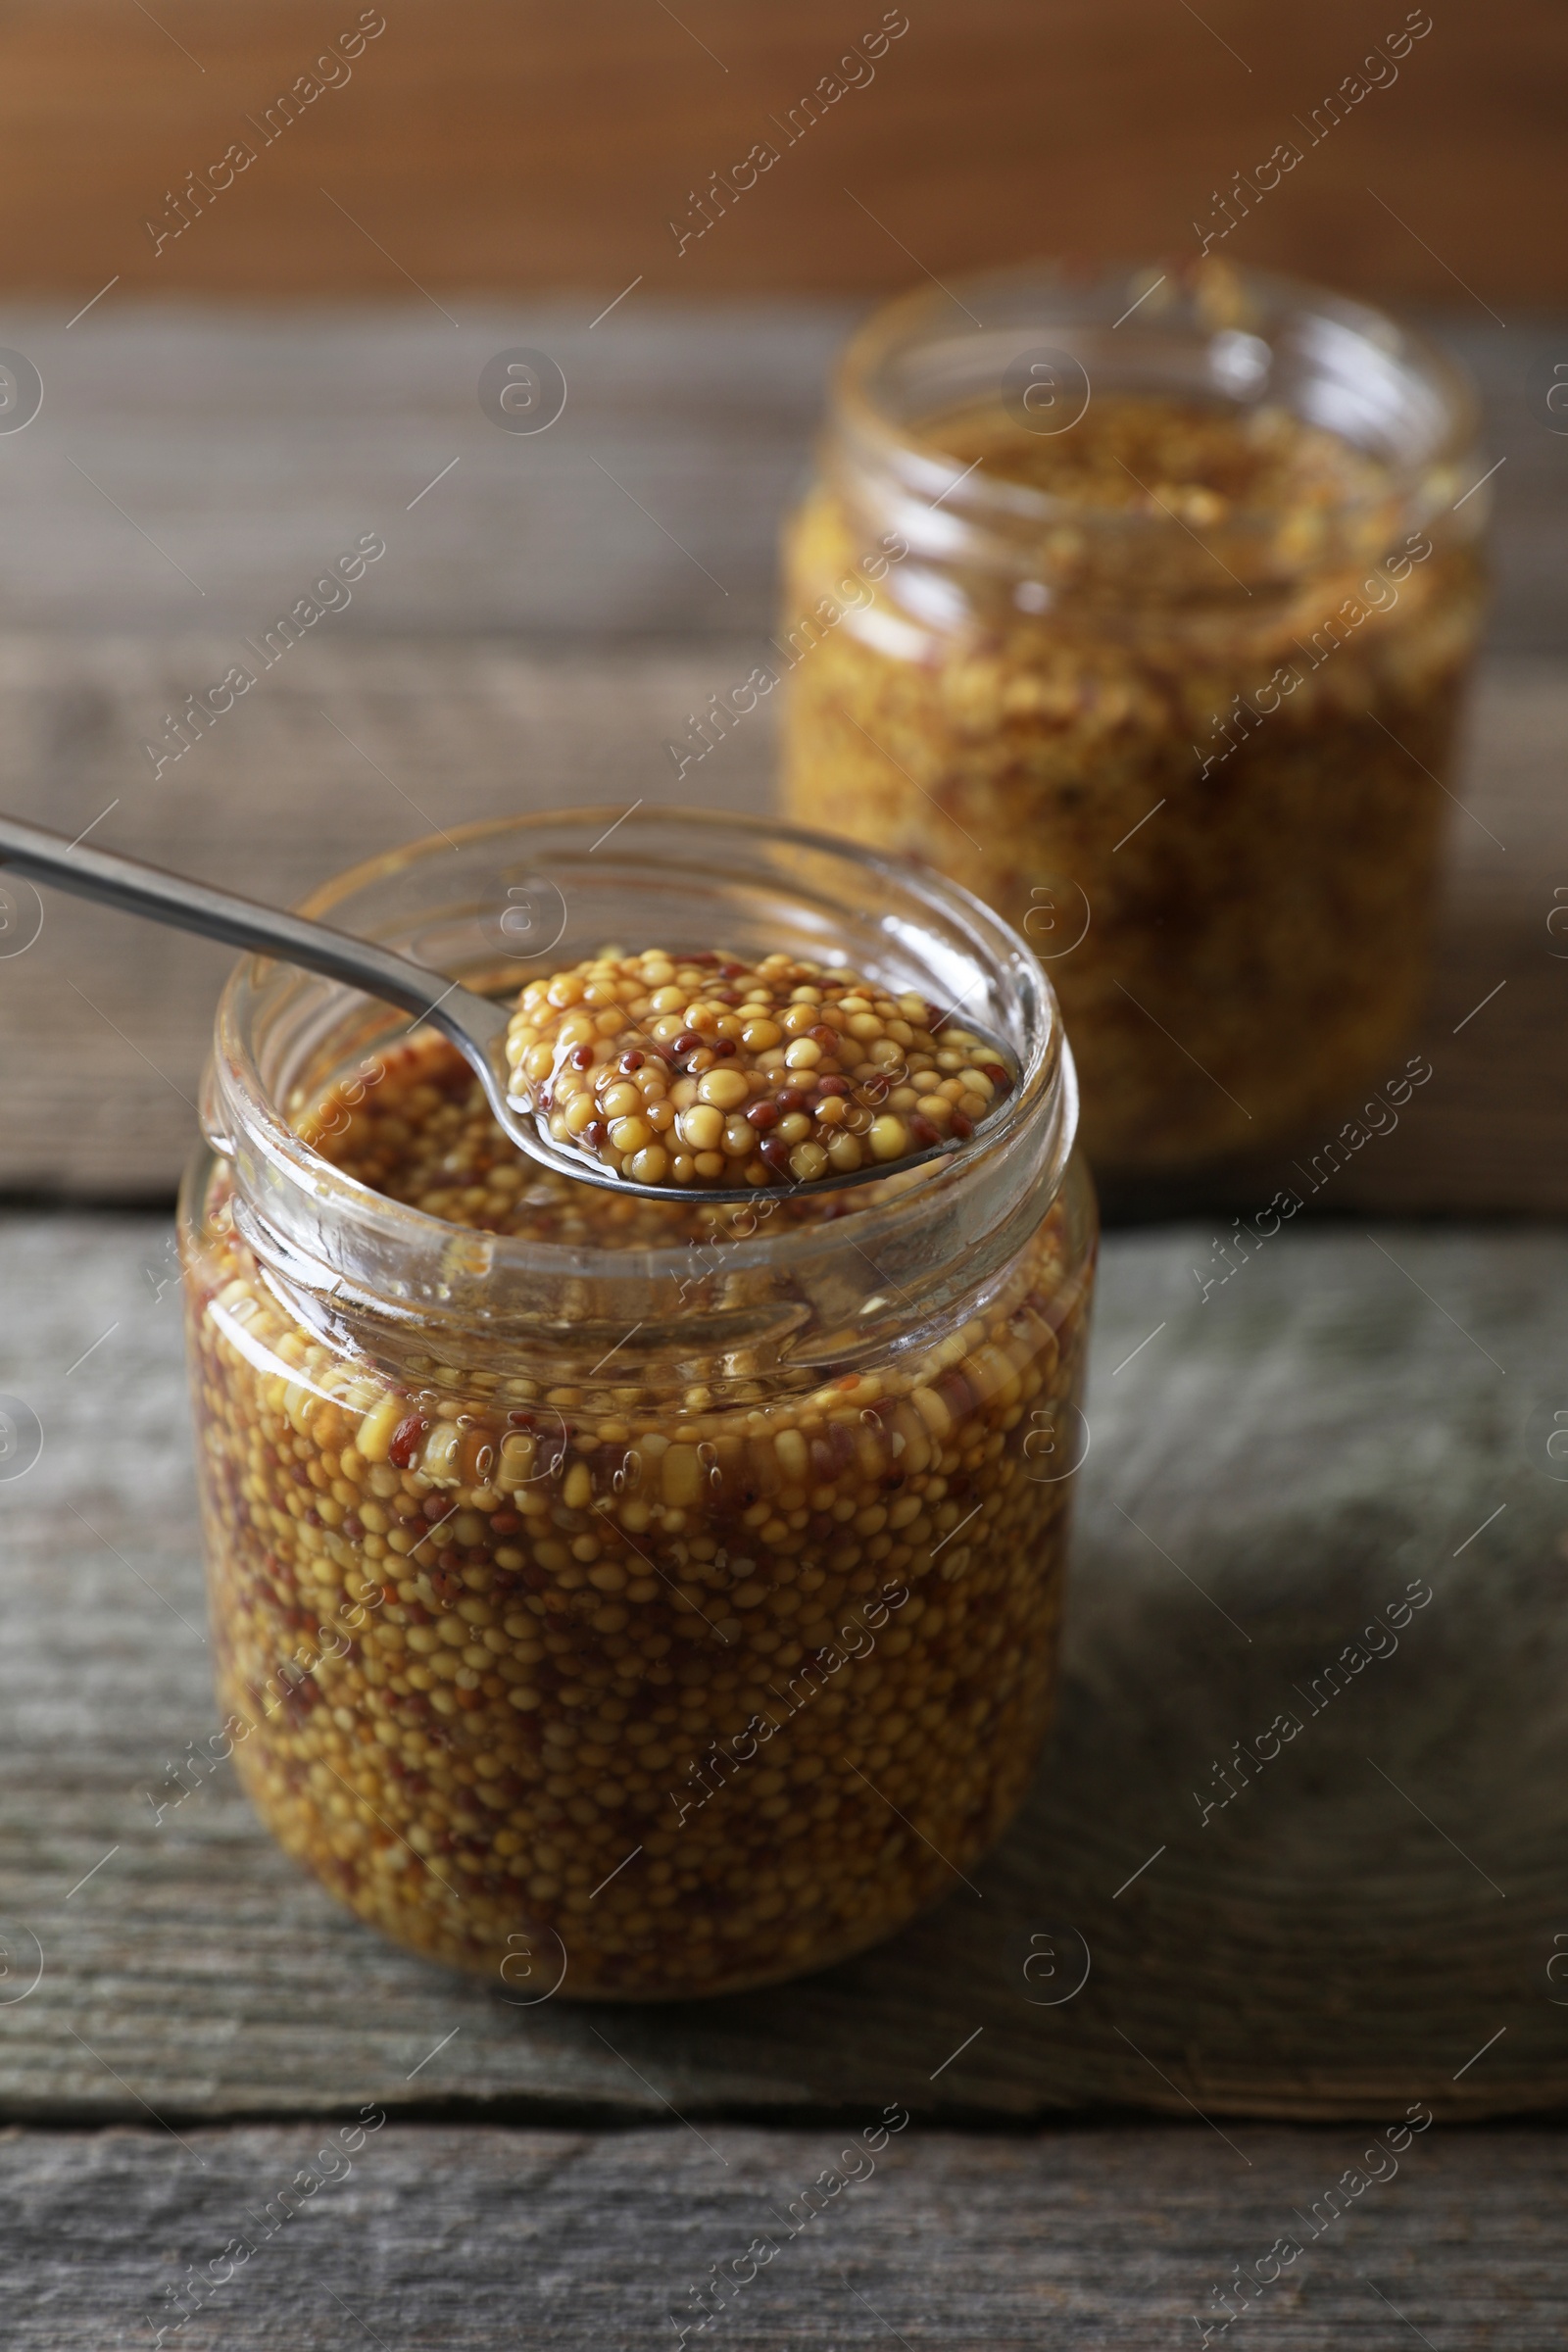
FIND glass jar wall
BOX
[778,262,1486,1182]
[180,811,1096,2000]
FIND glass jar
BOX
[179,810,1096,2000]
[778,261,1487,1186]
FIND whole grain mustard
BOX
[782,377,1484,1178]
[183,941,1094,1998]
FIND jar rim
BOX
[829,257,1484,554]
[205,808,1075,1328]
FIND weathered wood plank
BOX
[0,307,1552,646]
[0,1213,1563,2124]
[0,647,1561,1212]
[0,304,852,641]
[3,2119,1565,2351]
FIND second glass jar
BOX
[779,261,1487,1182]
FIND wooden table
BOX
[0,303,1565,2345]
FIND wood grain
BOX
[0,1,1560,305]
[1,1213,1564,2125]
[0,304,854,641]
[2,2120,1565,2350]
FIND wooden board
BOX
[0,298,1561,2336]
[0,0,1559,306]
[2,1212,1565,2126]
[0,302,852,641]
[3,2120,1565,2350]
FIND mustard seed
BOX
[506,947,1010,1190]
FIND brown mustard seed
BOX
[186,1011,1094,2000]
[503,947,1010,1189]
[781,391,1483,1174]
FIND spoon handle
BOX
[0,811,976,1207]
[0,809,510,1048]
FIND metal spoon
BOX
[0,812,979,1205]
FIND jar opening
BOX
[828,259,1483,597]
[201,809,1075,1371]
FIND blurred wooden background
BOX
[0,0,1560,306]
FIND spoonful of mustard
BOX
[0,812,1012,1205]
